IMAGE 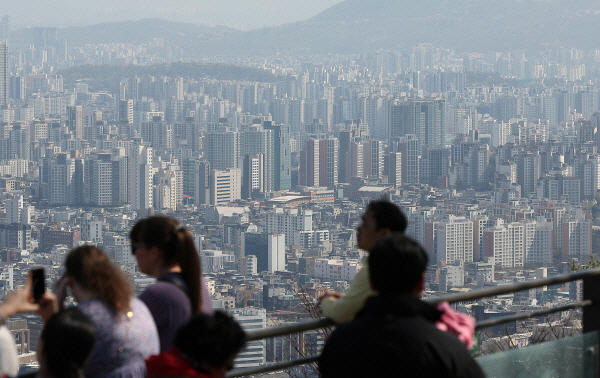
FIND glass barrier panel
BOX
[477,331,599,378]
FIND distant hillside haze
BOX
[11,0,600,54]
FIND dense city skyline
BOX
[1,1,599,374]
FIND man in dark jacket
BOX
[319,234,485,378]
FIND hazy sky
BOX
[5,0,344,30]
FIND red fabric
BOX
[435,301,476,350]
[146,348,212,378]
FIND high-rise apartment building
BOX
[209,168,241,206]
[194,160,210,206]
[49,154,76,206]
[424,215,474,264]
[141,116,172,149]
[266,208,312,247]
[267,234,286,272]
[241,154,264,199]
[0,41,7,106]
[118,99,134,125]
[0,16,10,43]
[396,135,420,185]
[128,144,153,210]
[5,194,22,224]
[264,122,291,191]
[483,218,553,268]
[389,98,445,150]
[515,152,541,198]
[206,128,239,170]
[240,124,273,192]
[299,138,320,187]
[362,139,384,180]
[67,105,83,139]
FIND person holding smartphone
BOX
[53,246,160,378]
[0,272,73,378]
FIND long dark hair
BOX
[65,245,133,314]
[130,216,202,313]
[42,307,96,378]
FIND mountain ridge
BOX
[10,0,600,55]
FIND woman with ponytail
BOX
[130,216,212,351]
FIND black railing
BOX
[16,268,600,378]
[226,268,600,378]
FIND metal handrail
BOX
[475,300,591,330]
[227,299,595,378]
[228,356,319,378]
[242,268,600,341]
[428,268,600,305]
[247,317,333,342]
[20,269,600,378]
[225,268,600,378]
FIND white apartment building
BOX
[113,237,136,265]
[0,266,13,291]
[295,229,330,249]
[80,214,103,244]
[49,156,75,205]
[154,168,182,210]
[50,245,70,265]
[314,259,362,281]
[128,144,153,210]
[563,217,592,258]
[266,208,312,247]
[5,194,22,224]
[206,128,239,170]
[226,307,266,368]
[245,255,257,276]
[267,234,286,272]
[200,250,235,273]
[209,168,241,206]
[439,264,464,291]
[424,215,474,264]
[483,218,553,268]
[90,158,112,206]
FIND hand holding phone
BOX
[30,268,45,304]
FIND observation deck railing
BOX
[16,268,600,378]
[226,268,600,378]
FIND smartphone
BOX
[31,268,45,303]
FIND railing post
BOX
[583,275,600,376]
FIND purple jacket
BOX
[140,272,212,352]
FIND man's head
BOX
[356,200,407,251]
[369,234,428,297]
[174,311,246,378]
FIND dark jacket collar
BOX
[356,294,443,323]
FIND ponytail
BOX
[130,216,203,313]
[174,228,202,313]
